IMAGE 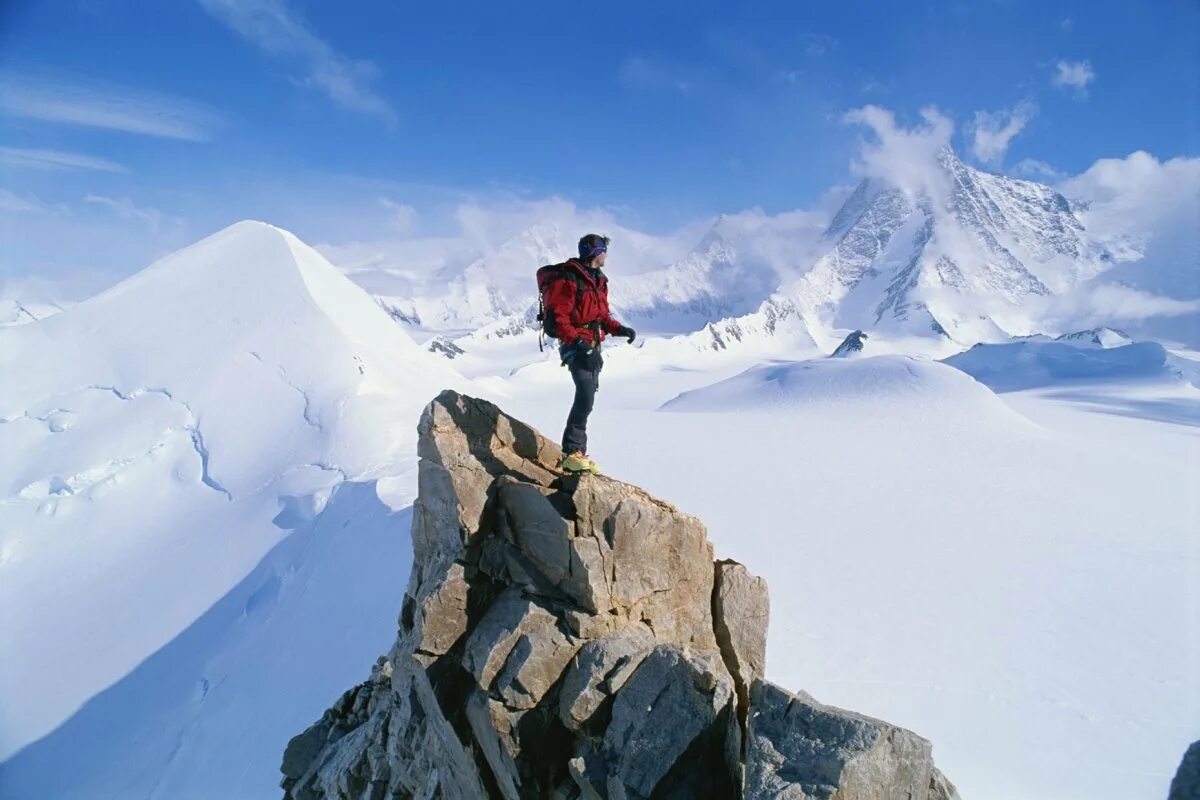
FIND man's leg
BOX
[562,362,598,455]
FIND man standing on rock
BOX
[542,234,636,475]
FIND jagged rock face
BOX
[281,391,955,800]
[744,681,956,800]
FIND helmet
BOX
[578,233,610,260]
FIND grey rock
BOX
[466,691,523,800]
[496,477,574,586]
[408,561,470,663]
[281,391,959,800]
[929,766,962,800]
[1170,740,1200,800]
[597,646,739,799]
[713,559,769,722]
[744,679,936,800]
[558,625,656,732]
[463,587,581,709]
[568,475,718,650]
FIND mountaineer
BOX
[536,234,636,474]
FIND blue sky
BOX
[1,0,1197,288]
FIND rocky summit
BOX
[279,390,960,800]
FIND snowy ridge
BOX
[0,221,468,762]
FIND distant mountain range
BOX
[341,146,1197,356]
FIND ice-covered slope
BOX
[0,221,466,761]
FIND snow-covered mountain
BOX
[608,209,827,333]
[680,148,1118,355]
[0,221,467,763]
[1,218,1195,800]
[390,149,1173,364]
[336,219,714,337]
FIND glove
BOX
[615,325,636,344]
[573,339,602,370]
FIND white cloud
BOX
[0,73,222,141]
[1059,151,1200,302]
[0,188,49,213]
[0,146,125,173]
[1052,60,1095,96]
[1059,151,1200,238]
[619,57,691,93]
[83,194,173,230]
[1012,158,1065,183]
[198,0,396,123]
[843,105,954,195]
[969,101,1036,166]
[378,198,417,234]
[1035,284,1200,330]
[799,33,837,58]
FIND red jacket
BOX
[544,259,625,346]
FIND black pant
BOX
[562,358,601,456]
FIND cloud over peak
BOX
[843,105,954,194]
[969,101,1036,167]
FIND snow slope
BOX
[944,337,1200,394]
[0,221,467,762]
[2,213,1196,800]
[485,343,1198,800]
[661,354,1029,427]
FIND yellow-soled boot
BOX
[560,451,600,475]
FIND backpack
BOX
[535,262,585,350]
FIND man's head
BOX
[578,234,610,268]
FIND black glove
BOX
[615,325,636,344]
[572,339,602,370]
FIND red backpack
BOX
[535,263,585,350]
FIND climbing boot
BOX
[560,451,599,475]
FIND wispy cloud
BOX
[969,101,1036,166]
[619,56,692,93]
[0,188,50,214]
[0,146,125,173]
[83,194,175,230]
[378,197,417,233]
[799,33,838,58]
[1013,158,1064,183]
[0,72,222,141]
[1052,59,1095,97]
[198,0,396,123]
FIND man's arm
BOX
[601,311,636,343]
[599,311,624,335]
